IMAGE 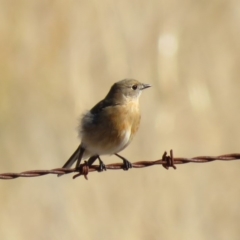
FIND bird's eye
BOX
[132,84,138,90]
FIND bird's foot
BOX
[115,153,132,171]
[122,158,132,171]
[98,157,107,172]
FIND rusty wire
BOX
[0,150,240,180]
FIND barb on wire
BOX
[0,150,240,180]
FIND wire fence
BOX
[0,150,240,180]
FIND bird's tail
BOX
[57,145,81,177]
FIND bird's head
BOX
[106,79,151,102]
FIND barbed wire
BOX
[0,150,240,180]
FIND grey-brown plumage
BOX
[58,79,151,176]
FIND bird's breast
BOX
[80,100,141,155]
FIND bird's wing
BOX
[90,99,120,114]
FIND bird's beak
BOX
[141,83,152,90]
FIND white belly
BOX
[82,129,131,157]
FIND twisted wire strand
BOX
[0,150,239,180]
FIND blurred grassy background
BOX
[1,0,240,239]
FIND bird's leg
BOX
[87,155,106,172]
[87,155,98,166]
[75,147,85,169]
[115,153,132,170]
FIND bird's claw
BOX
[123,159,132,171]
[97,157,107,172]
[98,161,107,172]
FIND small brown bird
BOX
[58,79,151,176]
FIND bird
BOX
[58,79,151,176]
